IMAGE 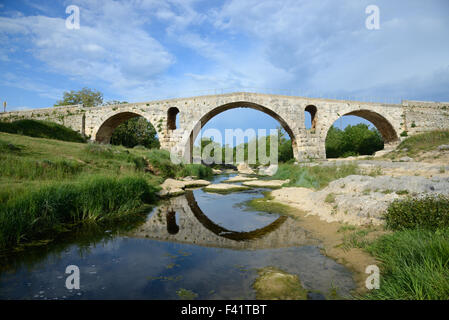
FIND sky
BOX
[1,0,449,140]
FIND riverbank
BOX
[0,131,213,251]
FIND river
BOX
[0,174,356,300]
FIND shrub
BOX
[384,195,449,231]
[0,120,86,143]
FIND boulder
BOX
[237,162,255,175]
[258,164,279,176]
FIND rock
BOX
[212,169,223,174]
[271,174,449,225]
[242,179,290,189]
[183,179,211,188]
[157,178,210,197]
[203,183,250,194]
[223,175,258,183]
[437,144,449,151]
[237,162,255,175]
[258,164,279,176]
[398,156,413,162]
[253,267,308,300]
[157,178,186,197]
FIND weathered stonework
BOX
[1,92,448,161]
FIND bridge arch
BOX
[322,108,400,158]
[326,109,399,143]
[94,110,154,144]
[181,101,299,162]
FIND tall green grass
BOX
[0,156,84,180]
[0,175,159,250]
[0,119,86,143]
[364,228,449,300]
[271,163,359,189]
[362,196,449,300]
[146,149,212,179]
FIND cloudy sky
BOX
[1,0,448,134]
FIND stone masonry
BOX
[1,92,448,161]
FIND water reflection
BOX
[130,190,316,250]
[0,177,356,300]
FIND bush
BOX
[0,120,86,143]
[384,195,449,231]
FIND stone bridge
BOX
[1,92,448,161]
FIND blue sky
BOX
[1,0,449,139]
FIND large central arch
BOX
[184,101,298,162]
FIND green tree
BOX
[55,87,103,107]
[325,123,384,158]
[110,117,160,149]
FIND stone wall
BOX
[402,100,449,136]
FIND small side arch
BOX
[305,105,317,130]
[167,107,180,130]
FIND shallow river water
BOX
[0,175,355,300]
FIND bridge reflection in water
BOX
[129,190,319,250]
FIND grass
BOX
[0,175,159,250]
[363,228,449,300]
[246,192,296,215]
[270,163,359,190]
[360,196,449,300]
[388,130,449,158]
[145,149,212,179]
[325,193,336,203]
[0,119,86,143]
[0,128,212,251]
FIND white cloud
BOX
[1,0,448,106]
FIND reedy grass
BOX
[363,228,449,300]
[0,175,159,250]
[271,163,359,189]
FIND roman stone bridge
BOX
[1,92,448,161]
